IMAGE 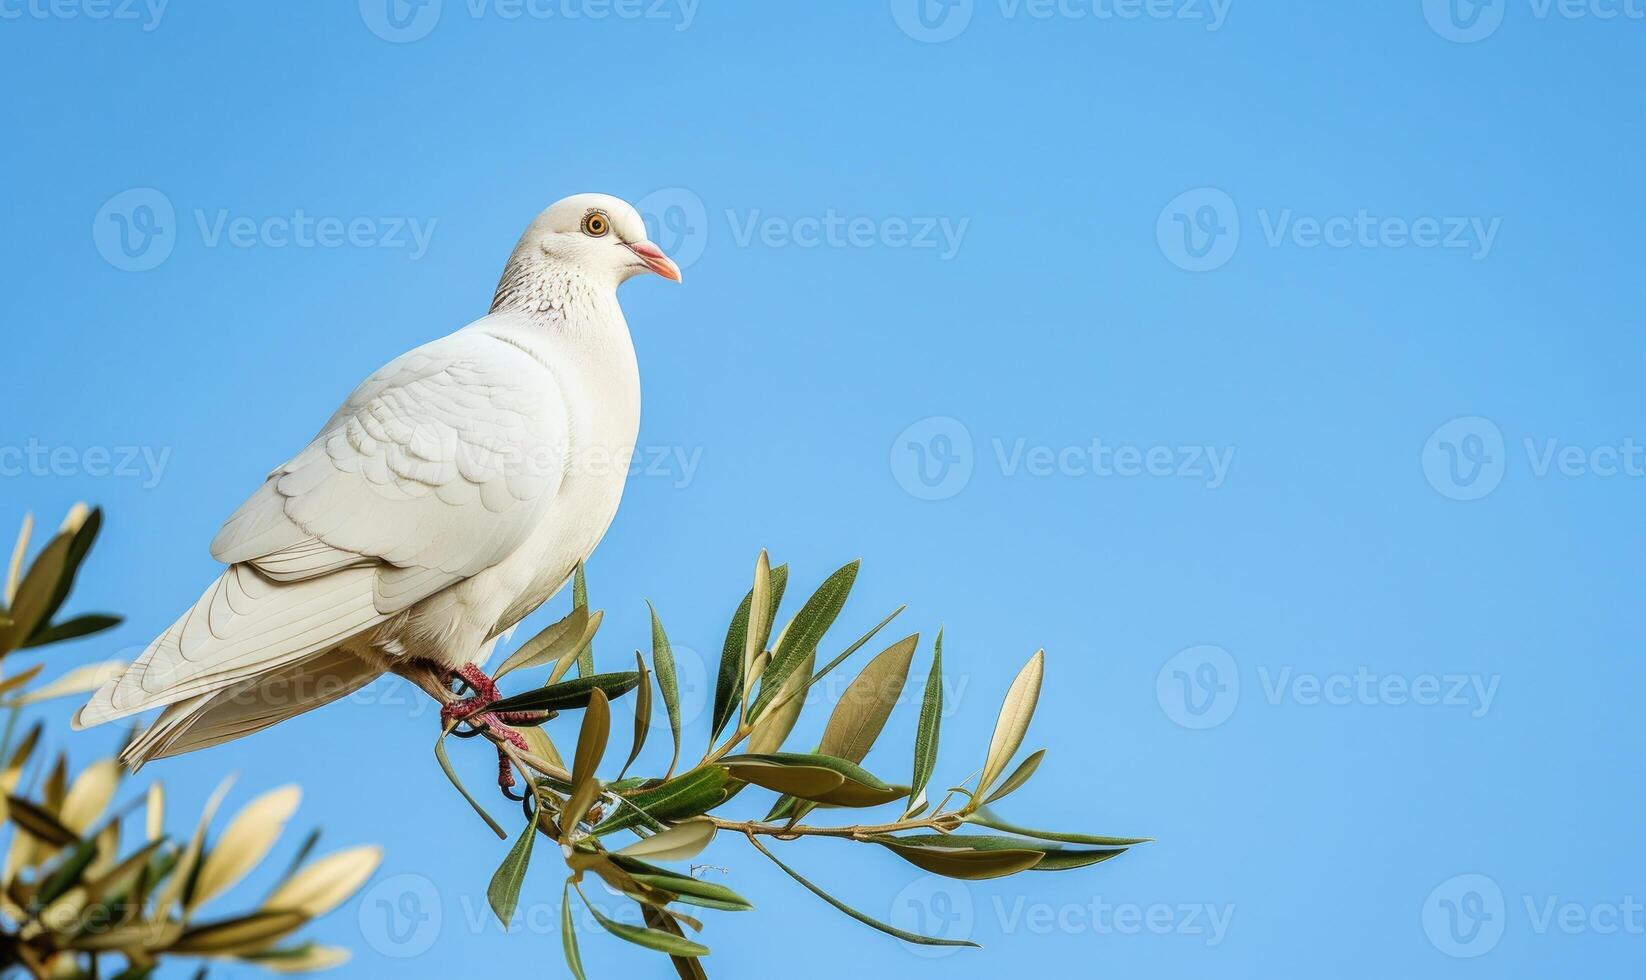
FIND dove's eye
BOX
[581,211,611,238]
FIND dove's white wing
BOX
[212,322,568,608]
[77,317,569,727]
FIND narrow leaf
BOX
[721,753,902,807]
[189,785,303,911]
[745,650,813,755]
[262,845,382,916]
[746,834,979,947]
[20,614,123,649]
[907,629,944,815]
[874,833,1128,872]
[562,688,610,836]
[488,817,537,927]
[617,651,652,781]
[494,606,590,679]
[487,670,639,718]
[983,748,1045,805]
[964,810,1152,846]
[573,563,594,678]
[435,735,505,839]
[647,602,683,778]
[976,650,1044,800]
[5,795,78,847]
[873,836,1045,879]
[615,818,716,863]
[580,885,711,956]
[751,561,859,718]
[711,562,789,742]
[593,766,732,836]
[818,633,918,763]
[561,881,587,980]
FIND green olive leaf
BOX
[750,561,859,719]
[560,881,587,980]
[579,884,710,957]
[617,652,652,782]
[494,606,590,679]
[593,767,732,836]
[906,629,945,818]
[646,601,683,778]
[982,748,1044,806]
[561,688,611,837]
[976,650,1044,803]
[962,809,1153,846]
[573,563,595,678]
[872,836,1045,880]
[818,633,919,764]
[721,753,902,808]
[487,671,639,718]
[487,815,537,927]
[745,834,979,948]
[712,562,789,743]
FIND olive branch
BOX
[0,506,381,978]
[412,552,1150,978]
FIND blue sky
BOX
[3,1,1644,977]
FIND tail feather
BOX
[122,646,383,769]
[76,563,386,730]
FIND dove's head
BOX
[515,193,681,287]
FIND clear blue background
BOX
[3,2,1642,977]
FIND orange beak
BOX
[625,240,682,282]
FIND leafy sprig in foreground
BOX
[428,551,1149,977]
[0,506,382,978]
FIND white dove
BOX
[75,193,680,772]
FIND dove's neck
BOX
[486,253,641,420]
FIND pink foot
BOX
[439,663,531,792]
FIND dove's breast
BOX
[476,314,642,644]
